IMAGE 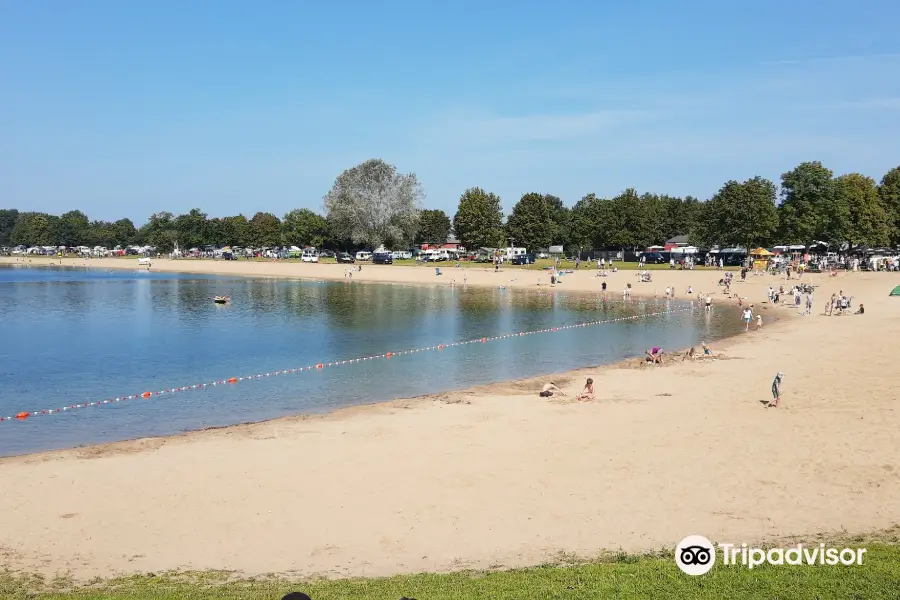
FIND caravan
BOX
[301,248,319,263]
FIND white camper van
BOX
[301,248,319,263]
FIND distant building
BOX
[421,233,464,251]
[664,235,690,251]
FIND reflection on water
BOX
[0,265,743,456]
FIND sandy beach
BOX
[1,257,899,580]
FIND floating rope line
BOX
[1,301,696,423]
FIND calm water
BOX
[0,265,742,456]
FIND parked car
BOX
[640,252,666,264]
[336,252,355,264]
[301,248,319,263]
[511,253,536,265]
[373,251,393,264]
[318,249,335,258]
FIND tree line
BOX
[3,160,899,254]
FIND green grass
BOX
[3,542,897,599]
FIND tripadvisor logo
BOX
[675,535,866,575]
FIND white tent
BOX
[670,246,699,254]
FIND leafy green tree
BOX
[174,208,209,249]
[221,214,250,247]
[695,177,778,248]
[248,212,282,247]
[664,196,701,240]
[453,187,504,249]
[608,188,651,249]
[878,166,900,246]
[415,209,452,245]
[543,195,571,250]
[0,209,20,245]
[834,173,891,249]
[323,158,423,248]
[56,210,91,246]
[569,194,600,251]
[140,212,178,252]
[505,193,554,251]
[778,161,834,244]
[282,208,329,248]
[10,212,57,246]
[111,218,137,246]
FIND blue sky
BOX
[2,0,900,224]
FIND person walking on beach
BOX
[805,293,813,315]
[770,372,784,408]
[705,294,712,312]
[742,307,753,331]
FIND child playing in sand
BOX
[576,378,594,401]
[539,382,564,398]
[756,313,763,329]
[770,372,784,408]
[701,341,712,356]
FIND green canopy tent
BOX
[891,285,900,296]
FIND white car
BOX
[301,249,319,263]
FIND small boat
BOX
[213,296,230,304]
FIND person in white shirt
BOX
[742,307,753,331]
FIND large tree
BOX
[453,187,504,249]
[323,158,423,248]
[505,193,554,251]
[140,211,178,252]
[416,209,452,245]
[608,188,651,249]
[248,212,282,247]
[695,177,778,248]
[0,209,21,245]
[282,208,329,248]
[778,161,834,244]
[834,173,891,249]
[56,210,91,247]
[174,208,209,249]
[221,214,250,247]
[544,194,571,250]
[10,212,57,246]
[879,166,900,246]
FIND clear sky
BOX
[2,1,900,225]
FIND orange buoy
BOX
[481,337,487,342]
[16,412,29,419]
[437,344,444,350]
[316,363,324,369]
[141,391,151,398]
[227,377,238,384]
[385,352,393,357]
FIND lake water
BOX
[0,265,743,456]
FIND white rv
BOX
[301,248,319,263]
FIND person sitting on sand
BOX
[685,347,696,359]
[645,347,663,364]
[576,378,594,401]
[856,303,865,315]
[539,382,564,398]
[701,341,712,356]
